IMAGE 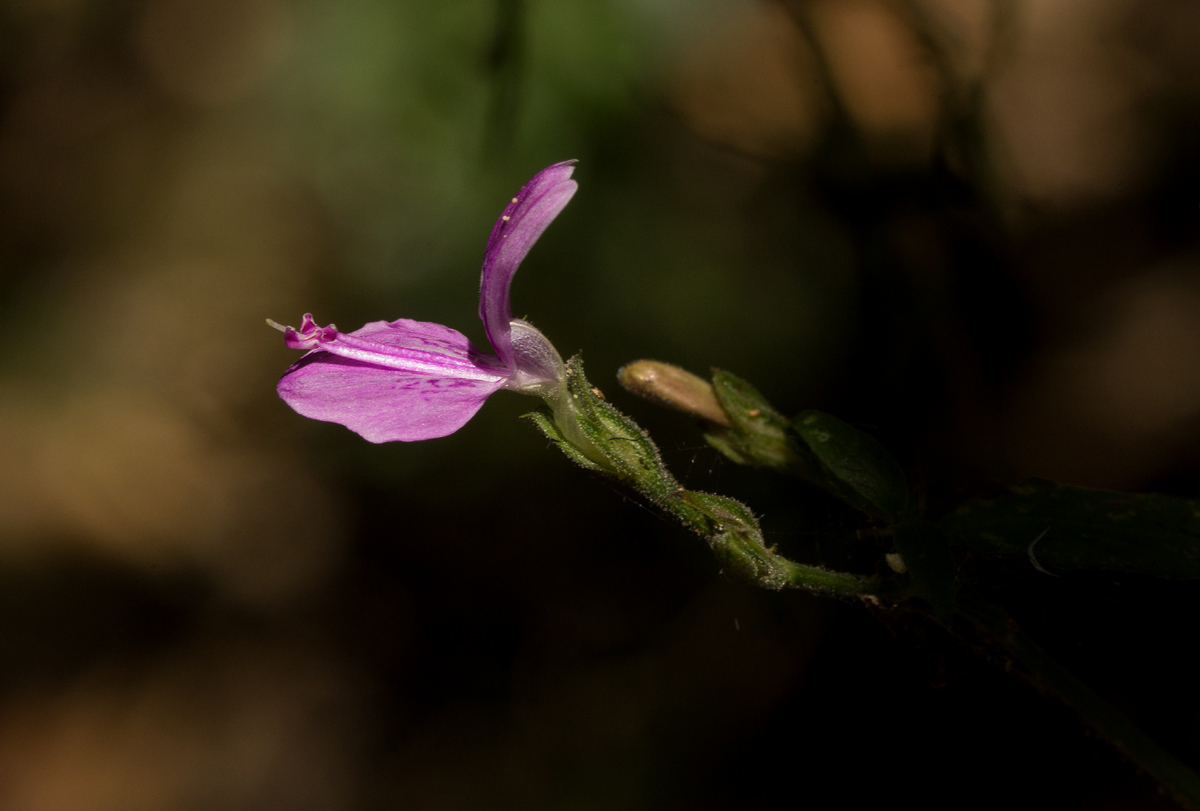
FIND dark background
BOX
[1,0,1199,808]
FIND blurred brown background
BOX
[1,0,1198,808]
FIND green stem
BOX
[959,599,1200,810]
[529,357,891,601]
[662,488,883,597]
[779,558,881,596]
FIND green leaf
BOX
[893,521,956,622]
[707,370,804,472]
[702,371,906,520]
[704,370,846,493]
[523,408,607,473]
[702,427,754,467]
[792,411,909,521]
[941,479,1200,579]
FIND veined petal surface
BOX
[277,319,509,442]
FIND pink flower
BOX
[271,161,578,442]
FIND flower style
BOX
[271,161,579,443]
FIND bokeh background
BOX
[1,0,1199,808]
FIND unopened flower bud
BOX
[618,361,731,427]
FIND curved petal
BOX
[479,160,578,369]
[277,318,509,442]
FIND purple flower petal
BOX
[273,161,580,443]
[479,160,578,369]
[277,317,509,442]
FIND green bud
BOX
[618,361,731,426]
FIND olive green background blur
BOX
[1,0,1199,808]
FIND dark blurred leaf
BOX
[941,479,1200,579]
[792,411,909,521]
[893,522,956,623]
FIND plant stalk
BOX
[958,599,1200,810]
